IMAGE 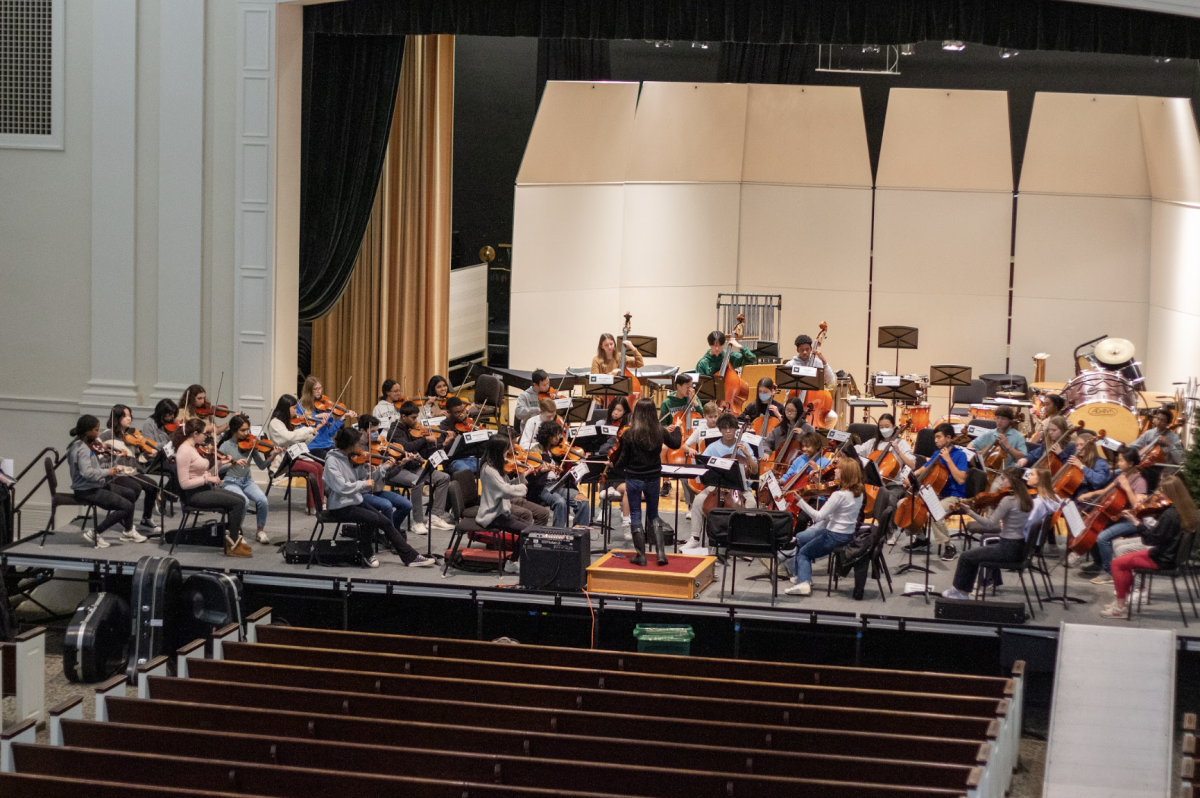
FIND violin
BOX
[348,446,370,466]
[89,439,124,459]
[163,421,179,434]
[1135,491,1172,518]
[314,396,349,418]
[236,434,276,455]
[410,423,445,439]
[374,439,407,460]
[290,409,317,427]
[124,429,158,456]
[963,487,1011,512]
[504,444,538,477]
[550,441,585,463]
[195,401,231,419]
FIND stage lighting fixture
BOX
[1000,48,1019,58]
[900,44,915,56]
[942,40,965,51]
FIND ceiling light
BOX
[942,40,965,52]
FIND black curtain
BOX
[536,39,612,106]
[718,43,810,84]
[299,30,405,321]
[306,0,1200,60]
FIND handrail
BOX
[14,447,58,484]
[13,448,62,514]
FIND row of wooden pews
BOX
[0,620,1026,798]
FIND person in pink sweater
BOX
[173,419,251,557]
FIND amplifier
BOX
[282,539,361,567]
[934,598,1026,625]
[520,527,589,592]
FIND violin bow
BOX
[208,372,226,479]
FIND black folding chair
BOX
[1129,530,1197,627]
[720,510,781,606]
[973,526,1045,619]
[40,457,98,546]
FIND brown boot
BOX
[225,535,253,558]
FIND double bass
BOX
[617,312,642,405]
[796,322,834,428]
[717,314,751,414]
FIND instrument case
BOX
[64,591,130,683]
[125,555,182,683]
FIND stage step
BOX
[1043,622,1176,798]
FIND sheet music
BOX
[919,485,946,520]
[1062,501,1085,536]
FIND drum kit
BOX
[1039,337,1150,444]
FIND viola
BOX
[374,439,407,460]
[504,444,538,477]
[236,435,276,455]
[454,418,476,434]
[124,429,158,456]
[195,402,231,419]
[89,439,124,459]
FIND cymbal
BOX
[1030,381,1065,392]
[1094,337,1135,366]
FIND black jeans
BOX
[487,511,529,562]
[74,483,136,534]
[111,475,156,521]
[182,486,247,539]
[953,536,1024,592]
[327,503,421,564]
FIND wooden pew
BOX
[148,676,1000,754]
[12,744,971,798]
[185,658,1003,740]
[0,773,245,798]
[109,696,992,770]
[220,641,1007,718]
[58,719,979,797]
[255,626,1017,699]
[93,706,983,791]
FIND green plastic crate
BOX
[633,624,694,656]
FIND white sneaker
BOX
[410,522,429,535]
[256,530,271,545]
[504,559,521,574]
[430,516,455,532]
[941,587,969,600]
[1067,552,1082,568]
[83,530,111,548]
[408,555,436,568]
[685,512,693,521]
[622,525,632,541]
[886,533,899,546]
[136,520,161,534]
[365,556,381,568]
[120,529,148,544]
[784,581,812,596]
[681,539,708,555]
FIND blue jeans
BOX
[538,486,591,528]
[1093,519,1139,572]
[625,477,659,528]
[448,457,479,475]
[362,491,412,529]
[791,528,853,585]
[222,475,269,529]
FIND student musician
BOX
[592,332,643,376]
[528,421,592,529]
[99,404,162,535]
[658,373,696,424]
[854,413,916,486]
[785,334,836,388]
[514,369,551,426]
[784,455,866,597]
[739,378,784,424]
[969,406,1027,472]
[354,415,416,532]
[372,379,406,433]
[779,431,832,491]
[760,398,815,465]
[599,397,634,539]
[266,394,323,513]
[177,383,234,436]
[173,418,251,557]
[1017,416,1073,468]
[1077,446,1149,584]
[477,434,537,574]
[322,428,433,569]
[1104,475,1197,618]
[681,413,758,555]
[217,415,280,544]
[1133,408,1183,465]
[143,399,179,449]
[696,330,755,375]
[66,415,153,547]
[1063,431,1113,499]
[1029,394,1066,443]
[388,401,455,533]
[421,375,475,423]
[440,397,482,474]
[939,467,1035,600]
[905,423,969,562]
[519,398,559,449]
[296,375,357,459]
[610,398,682,566]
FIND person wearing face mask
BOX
[738,378,784,426]
[854,413,916,481]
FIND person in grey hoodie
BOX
[322,428,433,569]
[66,415,143,547]
[476,435,534,569]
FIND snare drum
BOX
[904,403,931,431]
[969,404,995,421]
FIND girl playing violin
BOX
[66,415,151,547]
[784,455,866,597]
[528,421,591,530]
[387,401,455,534]
[372,379,406,432]
[173,418,251,557]
[352,414,415,532]
[296,375,357,459]
[99,404,162,535]
[143,399,178,449]
[420,374,473,423]
[939,467,1035,601]
[217,414,281,544]
[266,393,323,514]
[177,384,230,436]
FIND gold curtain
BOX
[312,35,454,414]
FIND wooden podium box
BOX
[586,551,717,600]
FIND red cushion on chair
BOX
[469,529,518,549]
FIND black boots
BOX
[650,518,668,566]
[630,524,647,566]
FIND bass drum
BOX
[1066,404,1140,444]
[1063,371,1140,443]
[903,403,931,431]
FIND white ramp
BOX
[1044,623,1176,798]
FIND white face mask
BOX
[880,427,895,439]
[758,392,772,404]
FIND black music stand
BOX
[628,335,657,358]
[776,365,827,424]
[584,375,632,401]
[930,365,973,420]
[563,397,594,424]
[694,374,725,406]
[877,326,919,380]
[873,379,921,418]
[752,340,780,361]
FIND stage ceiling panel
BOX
[1138,96,1200,205]
[625,82,748,183]
[517,81,639,185]
[1021,93,1149,197]
[876,88,1012,192]
[741,84,872,188]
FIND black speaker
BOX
[520,527,589,592]
[934,598,1026,625]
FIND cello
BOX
[1052,430,1106,499]
[617,312,642,405]
[717,314,751,414]
[665,391,703,467]
[893,432,968,531]
[701,421,754,514]
[867,420,911,484]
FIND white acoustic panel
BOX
[625,82,748,183]
[517,81,639,185]
[742,84,872,187]
[869,294,1011,380]
[737,184,872,292]
[512,185,625,294]
[1146,306,1200,393]
[620,183,740,289]
[876,88,1012,192]
[741,285,871,385]
[509,288,620,374]
[448,263,487,360]
[1146,202,1200,389]
[619,286,733,371]
[1021,93,1149,198]
[1138,96,1200,205]
[1011,297,1149,384]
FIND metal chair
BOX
[40,457,98,546]
[473,375,504,425]
[951,379,988,416]
[973,524,1046,619]
[1129,530,1197,627]
[829,487,894,601]
[720,510,781,605]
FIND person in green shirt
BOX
[695,329,755,376]
[658,374,696,425]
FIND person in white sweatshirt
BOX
[785,456,866,597]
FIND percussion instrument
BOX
[1062,371,1140,443]
[934,414,967,428]
[969,404,996,421]
[903,403,931,431]
[867,372,893,398]
[1093,337,1144,387]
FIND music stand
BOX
[877,326,919,379]
[584,375,632,401]
[930,365,973,420]
[628,335,657,358]
[776,365,827,424]
[752,340,780,361]
[693,374,725,405]
[563,397,594,425]
[873,379,920,417]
